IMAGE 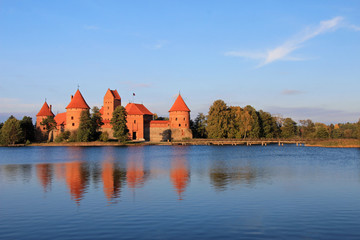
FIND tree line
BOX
[191,99,360,140]
[0,106,129,145]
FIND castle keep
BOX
[36,89,193,141]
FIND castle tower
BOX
[102,89,121,128]
[65,89,90,131]
[169,94,191,129]
[169,94,192,140]
[36,101,55,132]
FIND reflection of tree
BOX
[170,157,190,200]
[102,161,126,203]
[36,164,53,192]
[209,163,257,191]
[65,161,89,204]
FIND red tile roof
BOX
[99,106,104,115]
[110,89,121,100]
[54,112,66,126]
[125,103,153,115]
[36,102,55,117]
[169,94,190,112]
[66,90,90,109]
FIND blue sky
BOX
[0,0,359,123]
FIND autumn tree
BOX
[206,100,230,138]
[111,106,129,142]
[0,116,23,145]
[281,118,297,139]
[299,119,315,139]
[357,120,360,139]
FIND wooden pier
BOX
[171,139,307,146]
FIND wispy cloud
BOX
[225,16,344,67]
[84,25,99,30]
[281,89,304,95]
[348,24,360,31]
[147,40,168,50]
[121,81,152,89]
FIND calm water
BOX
[1,145,360,239]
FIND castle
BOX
[35,88,193,141]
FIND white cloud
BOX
[225,16,344,67]
[348,24,360,31]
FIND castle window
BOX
[71,116,74,120]
[107,113,109,115]
[134,120,136,123]
[43,127,45,130]
[107,107,109,109]
[185,124,187,126]
[179,124,181,127]
[175,118,178,121]
[72,123,75,126]
[184,118,185,120]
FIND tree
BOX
[20,116,35,142]
[259,110,280,139]
[192,113,207,138]
[299,119,315,139]
[40,116,56,133]
[281,118,297,139]
[111,106,129,142]
[77,110,94,142]
[315,123,330,139]
[0,116,23,145]
[244,106,261,139]
[358,120,360,139]
[91,106,104,139]
[206,100,230,138]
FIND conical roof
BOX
[36,102,55,117]
[169,94,190,112]
[66,89,90,109]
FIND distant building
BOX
[36,88,193,141]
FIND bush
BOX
[68,131,78,142]
[99,131,109,142]
[54,131,71,143]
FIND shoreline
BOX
[1,139,358,148]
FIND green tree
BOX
[77,110,94,142]
[91,106,104,140]
[40,116,56,133]
[259,110,279,139]
[111,106,129,142]
[315,123,330,139]
[192,113,207,138]
[0,116,23,145]
[206,100,231,138]
[357,120,360,139]
[20,116,35,142]
[281,118,297,139]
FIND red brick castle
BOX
[36,89,193,141]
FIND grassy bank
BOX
[306,139,360,148]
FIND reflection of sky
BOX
[1,146,360,239]
[1,146,359,205]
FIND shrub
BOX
[99,131,109,142]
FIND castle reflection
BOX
[0,147,265,204]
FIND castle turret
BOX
[101,89,121,128]
[169,94,192,140]
[169,94,190,129]
[65,89,90,131]
[36,101,55,132]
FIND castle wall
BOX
[171,128,193,141]
[127,115,144,140]
[169,111,190,129]
[149,120,171,142]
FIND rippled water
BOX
[0,145,360,239]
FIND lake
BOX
[1,145,360,239]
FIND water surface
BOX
[1,145,360,239]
